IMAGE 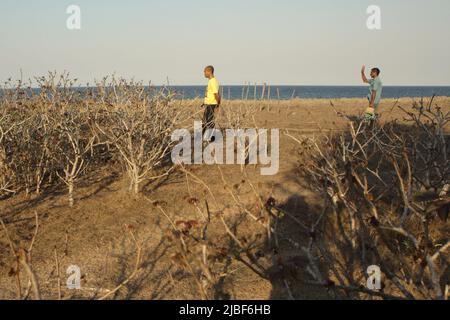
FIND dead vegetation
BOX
[289,98,449,299]
[0,74,448,300]
[0,73,189,202]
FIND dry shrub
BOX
[94,78,187,194]
[0,73,188,203]
[295,98,449,299]
[221,100,260,130]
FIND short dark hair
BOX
[205,65,215,73]
[371,68,381,76]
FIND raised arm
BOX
[361,65,369,84]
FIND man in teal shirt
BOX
[361,66,383,121]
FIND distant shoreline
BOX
[3,85,449,100]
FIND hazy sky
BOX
[1,0,449,85]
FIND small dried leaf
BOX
[8,267,17,277]
[187,197,199,205]
[265,197,276,208]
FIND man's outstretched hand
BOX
[361,65,366,73]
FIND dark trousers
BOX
[202,104,218,141]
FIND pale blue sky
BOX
[1,0,449,85]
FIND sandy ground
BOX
[1,97,449,300]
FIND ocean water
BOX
[166,85,450,100]
[3,85,449,101]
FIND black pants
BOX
[202,104,218,141]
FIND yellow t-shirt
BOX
[204,77,220,105]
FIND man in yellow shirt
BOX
[203,65,221,142]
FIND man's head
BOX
[204,65,215,79]
[370,68,381,79]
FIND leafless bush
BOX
[0,112,19,197]
[292,99,449,299]
[0,73,187,203]
[51,107,99,207]
[94,78,188,194]
[221,100,259,130]
[151,165,273,300]
[16,113,52,195]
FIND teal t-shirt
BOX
[367,77,383,107]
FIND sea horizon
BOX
[150,85,450,100]
[7,85,449,100]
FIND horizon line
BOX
[10,84,450,89]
